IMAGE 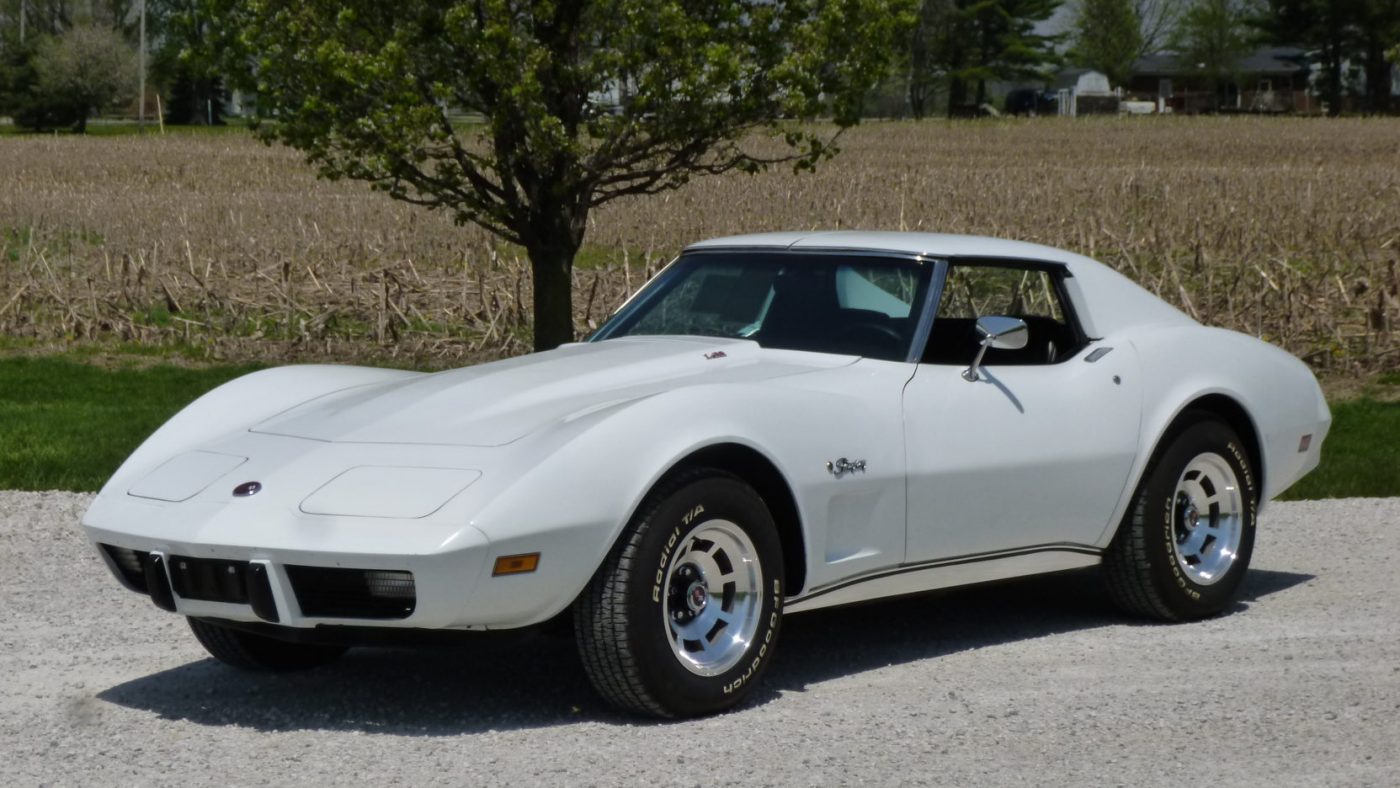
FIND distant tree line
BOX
[898,0,1400,116]
[0,0,228,131]
[904,0,1062,117]
[3,0,1399,131]
[1257,0,1400,114]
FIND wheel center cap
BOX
[1183,503,1200,529]
[687,582,707,612]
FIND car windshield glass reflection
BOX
[595,253,931,361]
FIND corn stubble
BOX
[1,116,1397,373]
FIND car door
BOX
[902,261,1142,563]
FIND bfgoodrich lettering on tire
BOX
[574,468,784,717]
[1105,417,1258,621]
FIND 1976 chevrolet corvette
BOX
[82,232,1329,717]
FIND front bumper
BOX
[89,532,492,630]
[83,430,620,632]
[83,497,606,632]
[98,544,418,624]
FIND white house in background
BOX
[1053,69,1119,116]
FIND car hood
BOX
[250,337,851,447]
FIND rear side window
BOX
[923,263,1085,365]
[938,266,1066,322]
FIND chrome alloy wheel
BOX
[1171,453,1244,586]
[662,519,764,677]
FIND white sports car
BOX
[82,232,1329,717]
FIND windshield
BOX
[592,252,933,361]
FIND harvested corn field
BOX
[1,116,1397,371]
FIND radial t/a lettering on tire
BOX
[1105,417,1258,621]
[574,468,785,717]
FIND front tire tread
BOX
[575,467,778,718]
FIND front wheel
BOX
[574,469,784,717]
[1104,418,1258,621]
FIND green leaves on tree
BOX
[209,0,916,350]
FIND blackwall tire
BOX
[187,618,347,671]
[1104,417,1258,621]
[574,469,784,718]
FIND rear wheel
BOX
[1104,418,1258,621]
[187,618,347,671]
[575,469,784,717]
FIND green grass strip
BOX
[0,355,1394,499]
[1278,398,1400,500]
[0,357,262,491]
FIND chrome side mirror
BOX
[962,316,1028,382]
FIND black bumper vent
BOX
[168,554,280,622]
[169,555,251,604]
[101,544,151,592]
[100,545,278,622]
[285,566,416,620]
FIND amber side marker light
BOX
[492,553,541,576]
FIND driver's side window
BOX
[922,263,1084,365]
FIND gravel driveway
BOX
[3,492,1397,786]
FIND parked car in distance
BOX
[82,232,1330,717]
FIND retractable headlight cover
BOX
[300,466,482,519]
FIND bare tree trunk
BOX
[907,64,928,118]
[1323,45,1343,117]
[522,199,586,351]
[1364,41,1392,114]
[527,244,577,352]
[947,76,967,118]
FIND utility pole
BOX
[138,0,147,126]
[18,0,25,45]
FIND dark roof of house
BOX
[1132,46,1310,77]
